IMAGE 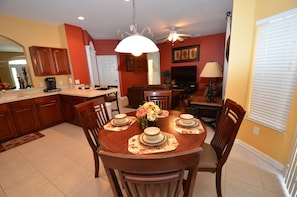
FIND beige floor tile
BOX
[226,159,263,189]
[30,183,65,197]
[36,154,77,181]
[52,164,92,195]
[68,177,113,197]
[225,178,267,197]
[3,172,51,196]
[0,187,6,197]
[260,170,289,196]
[0,150,37,188]
[194,172,217,197]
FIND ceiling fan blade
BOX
[177,37,184,42]
[178,33,192,38]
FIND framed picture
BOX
[126,55,135,72]
[172,45,200,63]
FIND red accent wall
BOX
[158,33,225,88]
[92,33,225,96]
[64,24,90,85]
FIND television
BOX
[171,66,197,83]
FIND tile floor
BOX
[0,97,290,197]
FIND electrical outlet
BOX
[253,126,259,135]
[59,80,63,85]
[39,82,44,87]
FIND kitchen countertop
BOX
[0,88,118,104]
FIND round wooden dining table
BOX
[98,110,207,154]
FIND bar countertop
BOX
[0,87,117,104]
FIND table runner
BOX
[128,133,179,154]
[103,116,137,132]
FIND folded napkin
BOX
[128,133,179,154]
[157,110,169,118]
[174,118,205,134]
[103,116,137,132]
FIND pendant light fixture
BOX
[114,0,159,56]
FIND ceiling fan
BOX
[158,26,192,43]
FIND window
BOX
[249,8,297,132]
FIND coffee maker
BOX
[44,77,60,92]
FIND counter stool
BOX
[105,85,120,114]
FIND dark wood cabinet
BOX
[0,104,17,142]
[35,95,63,129]
[51,48,71,75]
[29,46,71,76]
[60,95,88,125]
[9,99,40,135]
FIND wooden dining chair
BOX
[99,147,203,197]
[144,90,172,110]
[75,97,110,178]
[105,85,120,114]
[198,98,246,197]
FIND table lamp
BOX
[200,62,222,102]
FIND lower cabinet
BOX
[60,95,88,125]
[0,104,17,142]
[35,95,64,129]
[9,99,40,136]
[0,94,90,143]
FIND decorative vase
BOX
[139,118,157,130]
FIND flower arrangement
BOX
[136,102,161,129]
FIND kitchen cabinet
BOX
[0,104,17,142]
[9,99,40,135]
[35,95,63,129]
[60,95,88,125]
[29,46,71,76]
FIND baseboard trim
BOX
[235,139,284,172]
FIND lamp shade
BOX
[114,34,159,56]
[200,62,222,78]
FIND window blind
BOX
[249,9,297,132]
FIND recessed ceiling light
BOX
[78,16,85,21]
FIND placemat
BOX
[157,110,169,118]
[103,116,137,132]
[174,118,205,134]
[128,133,179,154]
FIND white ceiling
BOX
[0,0,233,43]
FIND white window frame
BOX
[248,8,297,132]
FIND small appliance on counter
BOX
[43,77,61,92]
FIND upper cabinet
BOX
[29,46,71,76]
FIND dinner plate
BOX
[175,118,199,128]
[139,132,168,147]
[110,118,131,127]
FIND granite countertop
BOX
[0,87,117,104]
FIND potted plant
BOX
[161,70,171,84]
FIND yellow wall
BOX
[0,15,71,89]
[228,0,297,164]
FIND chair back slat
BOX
[144,90,172,110]
[99,147,202,197]
[211,98,246,163]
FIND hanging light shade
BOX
[115,34,159,56]
[114,0,159,56]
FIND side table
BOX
[190,96,223,128]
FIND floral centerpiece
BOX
[136,102,161,129]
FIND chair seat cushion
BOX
[198,143,218,169]
[105,95,116,102]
